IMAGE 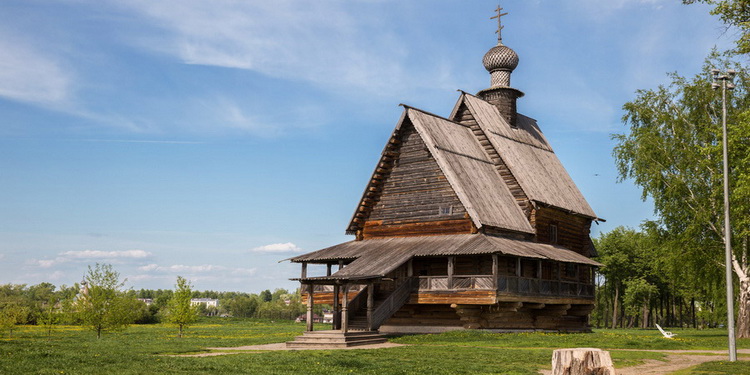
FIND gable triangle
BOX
[347,116,473,239]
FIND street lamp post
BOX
[711,68,737,362]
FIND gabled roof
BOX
[289,233,602,281]
[346,107,534,235]
[454,93,599,219]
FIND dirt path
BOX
[172,343,747,374]
[539,349,750,375]
[170,342,405,357]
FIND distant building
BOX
[190,298,219,308]
[137,298,153,306]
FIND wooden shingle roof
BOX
[456,93,599,219]
[289,234,601,280]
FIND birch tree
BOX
[614,53,750,336]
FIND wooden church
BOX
[286,10,602,346]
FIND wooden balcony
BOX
[417,275,594,299]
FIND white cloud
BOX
[0,32,71,106]
[137,263,257,278]
[113,1,457,97]
[30,249,153,269]
[60,249,152,259]
[35,259,58,268]
[251,242,302,253]
[138,264,160,272]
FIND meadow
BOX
[1,319,749,374]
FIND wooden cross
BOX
[490,5,508,44]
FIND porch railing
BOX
[497,276,594,298]
[417,275,594,298]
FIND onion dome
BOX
[482,44,519,73]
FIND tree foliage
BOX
[165,276,198,338]
[613,52,750,335]
[0,300,27,337]
[75,263,137,339]
[685,0,750,54]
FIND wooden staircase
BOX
[286,330,387,348]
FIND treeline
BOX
[592,225,727,329]
[0,265,314,338]
[132,287,311,320]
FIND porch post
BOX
[301,262,308,279]
[306,283,314,332]
[326,263,332,277]
[516,258,522,277]
[447,256,455,289]
[537,260,542,279]
[338,260,344,271]
[341,283,350,333]
[367,282,374,331]
[332,283,340,330]
[492,254,498,288]
[407,259,413,277]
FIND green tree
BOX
[228,295,259,318]
[165,276,198,338]
[623,278,659,328]
[259,289,272,302]
[75,263,137,339]
[614,53,750,336]
[685,1,750,54]
[0,300,27,338]
[38,296,62,338]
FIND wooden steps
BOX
[286,330,387,349]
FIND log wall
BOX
[532,206,592,255]
[383,302,592,331]
[366,123,467,235]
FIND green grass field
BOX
[1,320,749,374]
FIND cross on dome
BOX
[490,5,508,45]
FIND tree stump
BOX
[551,348,615,375]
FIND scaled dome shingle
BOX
[482,44,519,73]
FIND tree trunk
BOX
[551,348,615,375]
[611,285,619,329]
[691,297,696,329]
[179,324,183,338]
[736,279,750,338]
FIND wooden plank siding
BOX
[302,291,360,305]
[363,219,474,239]
[410,290,497,305]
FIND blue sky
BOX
[0,1,734,293]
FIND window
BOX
[439,206,453,216]
[549,224,558,244]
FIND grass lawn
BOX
[1,320,749,374]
